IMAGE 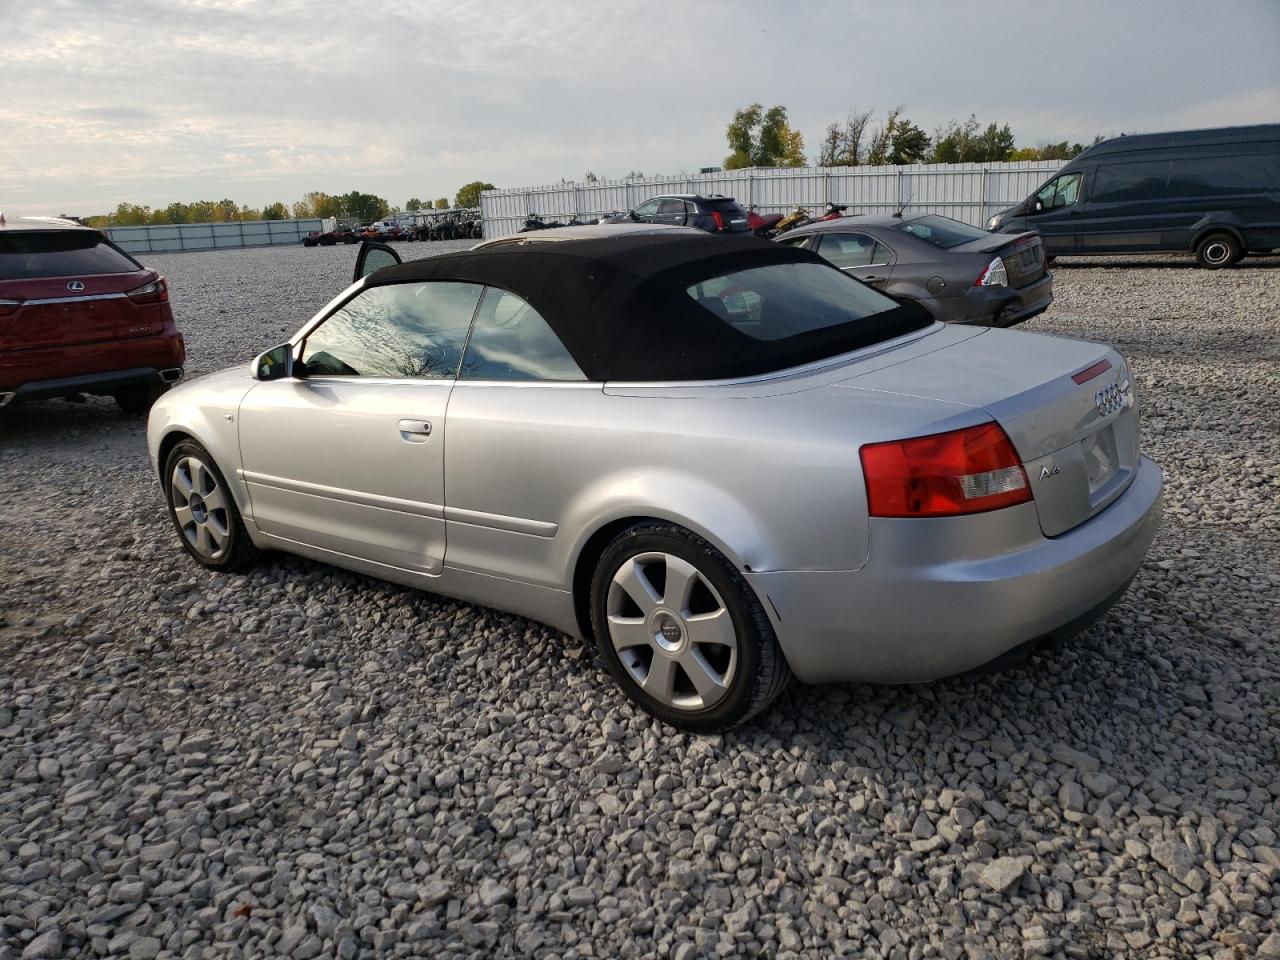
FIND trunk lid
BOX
[837,328,1139,536]
[950,231,1046,289]
[0,269,162,350]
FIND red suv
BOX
[0,217,185,414]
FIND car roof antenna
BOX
[892,191,913,219]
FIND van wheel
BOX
[1195,232,1240,269]
[590,522,792,732]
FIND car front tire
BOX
[163,440,260,572]
[1195,232,1241,269]
[590,522,791,732]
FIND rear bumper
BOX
[746,455,1163,684]
[930,272,1055,327]
[1,332,185,400]
[1,365,183,405]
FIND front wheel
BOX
[590,523,791,732]
[163,440,260,571]
[1195,232,1241,269]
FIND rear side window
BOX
[816,233,890,268]
[1091,161,1169,203]
[657,199,686,216]
[686,262,900,341]
[1166,154,1280,198]
[0,232,139,280]
[896,215,989,248]
[460,288,585,382]
[302,281,483,379]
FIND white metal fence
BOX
[480,160,1066,239]
[106,218,326,254]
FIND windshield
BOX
[0,232,139,280]
[896,215,990,249]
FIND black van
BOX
[988,124,1280,268]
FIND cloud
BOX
[1,0,1277,217]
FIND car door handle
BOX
[397,419,432,441]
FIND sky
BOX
[1,0,1277,218]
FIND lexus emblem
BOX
[66,280,85,292]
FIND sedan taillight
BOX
[127,276,169,304]
[860,423,1031,517]
[973,257,1008,288]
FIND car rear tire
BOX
[590,522,791,732]
[114,382,167,416]
[163,440,260,572]
[1195,232,1240,269]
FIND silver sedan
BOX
[147,233,1163,731]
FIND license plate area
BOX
[1082,424,1117,493]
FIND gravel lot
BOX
[1,243,1277,960]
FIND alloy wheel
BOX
[170,456,230,560]
[605,552,739,711]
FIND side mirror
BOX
[353,240,401,282]
[1032,198,1045,214]
[629,210,641,221]
[253,343,295,381]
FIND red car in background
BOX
[0,217,185,414]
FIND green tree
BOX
[724,103,805,168]
[435,197,449,209]
[454,181,495,208]
[405,197,423,211]
[261,202,289,220]
[866,108,930,165]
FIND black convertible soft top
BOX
[369,233,930,381]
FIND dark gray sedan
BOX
[779,213,1053,327]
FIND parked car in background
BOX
[1,217,184,413]
[988,124,1280,267]
[302,227,360,247]
[780,213,1053,327]
[604,194,750,234]
[148,231,1160,731]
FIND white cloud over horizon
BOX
[1,0,1277,217]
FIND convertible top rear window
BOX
[686,263,900,341]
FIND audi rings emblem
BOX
[1095,381,1128,417]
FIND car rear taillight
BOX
[710,210,724,232]
[126,276,169,304]
[860,422,1031,517]
[0,298,22,317]
[973,257,1008,288]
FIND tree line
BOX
[725,102,1106,169]
[85,181,498,229]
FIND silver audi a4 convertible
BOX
[148,232,1163,731]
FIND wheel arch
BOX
[1189,221,1246,254]
[568,508,766,643]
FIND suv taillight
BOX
[126,276,168,304]
[860,423,1031,517]
[710,210,724,232]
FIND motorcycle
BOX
[772,206,814,236]
[817,203,848,221]
[747,208,784,238]
[519,214,566,232]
